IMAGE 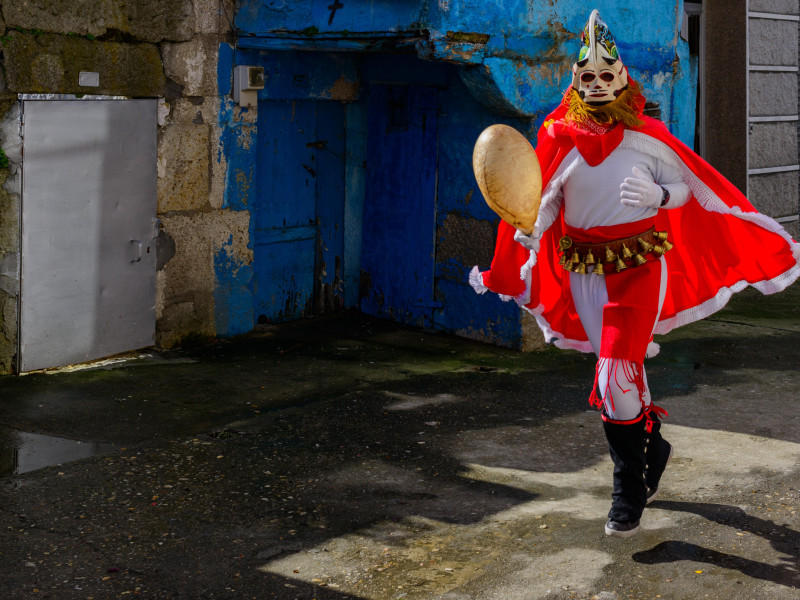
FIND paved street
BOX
[1,283,799,600]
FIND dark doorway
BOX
[253,99,346,323]
[360,84,440,327]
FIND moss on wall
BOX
[2,0,195,44]
[0,169,17,254]
[3,31,166,96]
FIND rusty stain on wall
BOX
[327,76,359,100]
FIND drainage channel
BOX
[0,427,115,477]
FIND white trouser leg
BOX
[569,271,606,355]
[570,271,654,421]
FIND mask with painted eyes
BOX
[571,10,629,106]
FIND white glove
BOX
[513,224,541,253]
[620,165,663,209]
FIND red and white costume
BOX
[474,8,800,536]
[471,98,800,421]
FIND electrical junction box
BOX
[233,66,265,108]
[79,71,100,87]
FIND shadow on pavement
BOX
[633,500,800,589]
[2,283,800,597]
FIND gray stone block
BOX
[0,171,18,254]
[749,19,798,66]
[0,292,17,372]
[748,171,799,216]
[157,124,211,213]
[784,220,799,240]
[0,274,19,296]
[749,0,799,14]
[521,311,546,352]
[0,102,23,166]
[3,0,195,43]
[749,122,798,168]
[171,97,221,126]
[193,0,235,35]
[156,210,251,348]
[161,36,223,97]
[0,253,18,279]
[749,72,797,116]
[2,32,165,96]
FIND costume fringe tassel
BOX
[589,357,649,415]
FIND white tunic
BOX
[536,146,689,232]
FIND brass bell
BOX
[661,239,674,252]
[638,237,654,253]
[571,250,581,264]
[621,244,633,259]
[655,231,669,243]
[575,262,587,275]
[559,253,568,266]
[563,259,574,272]
[615,257,628,271]
[652,244,665,257]
[634,253,647,266]
[604,246,616,262]
[585,249,596,265]
[594,262,605,276]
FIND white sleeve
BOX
[533,186,564,236]
[654,159,690,209]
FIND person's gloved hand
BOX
[513,224,541,253]
[620,165,663,209]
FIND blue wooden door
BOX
[253,100,345,323]
[361,85,439,326]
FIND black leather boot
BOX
[603,414,648,537]
[645,415,674,504]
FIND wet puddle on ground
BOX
[0,427,114,477]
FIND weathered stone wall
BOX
[747,3,800,240]
[0,0,240,372]
[0,94,21,373]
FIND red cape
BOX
[471,103,800,354]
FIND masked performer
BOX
[470,10,800,537]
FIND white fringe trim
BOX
[520,147,582,289]
[653,263,800,335]
[469,265,489,294]
[523,302,595,353]
[522,304,663,357]
[622,131,800,258]
[520,250,538,280]
[468,265,516,304]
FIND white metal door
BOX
[20,100,157,372]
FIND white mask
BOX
[571,10,629,106]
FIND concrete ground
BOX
[1,283,800,600]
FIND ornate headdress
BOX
[571,9,629,106]
[565,9,644,129]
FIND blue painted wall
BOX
[214,42,257,337]
[218,0,697,347]
[235,1,694,134]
